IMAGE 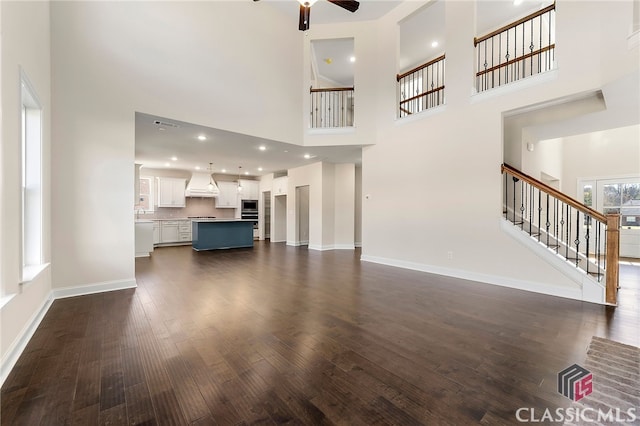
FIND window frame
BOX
[20,69,46,285]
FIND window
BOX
[136,176,154,212]
[21,70,44,283]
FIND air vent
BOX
[153,120,180,128]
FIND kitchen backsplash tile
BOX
[137,197,236,219]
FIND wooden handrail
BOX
[475,45,555,77]
[399,86,445,105]
[474,3,555,46]
[501,163,606,222]
[310,86,354,93]
[397,55,446,82]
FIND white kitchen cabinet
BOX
[273,176,288,195]
[178,220,192,242]
[157,177,186,208]
[216,181,239,208]
[153,221,161,244]
[238,179,259,200]
[135,220,154,257]
[160,220,180,243]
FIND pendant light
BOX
[237,166,243,193]
[207,163,215,192]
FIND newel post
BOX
[605,214,620,305]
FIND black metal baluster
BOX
[504,173,508,219]
[484,40,488,91]
[559,201,565,255]
[513,176,518,223]
[548,10,552,71]
[596,222,601,280]
[565,205,571,260]
[529,183,533,235]
[545,193,550,246]
[520,179,525,229]
[574,209,580,267]
[585,215,591,276]
[537,189,542,242]
[498,36,502,88]
[539,14,542,73]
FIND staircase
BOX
[501,164,620,305]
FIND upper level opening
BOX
[310,37,355,129]
[397,0,446,118]
[475,1,556,92]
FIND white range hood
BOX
[185,172,219,197]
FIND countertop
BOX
[191,219,256,223]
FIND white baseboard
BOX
[0,292,54,386]
[355,242,362,248]
[1,278,137,387]
[308,244,355,251]
[53,279,137,299]
[360,254,583,302]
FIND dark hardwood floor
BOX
[2,242,638,425]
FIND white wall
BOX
[1,0,52,382]
[49,1,303,290]
[561,125,640,199]
[522,137,563,185]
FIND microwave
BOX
[241,199,258,212]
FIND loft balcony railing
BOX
[397,55,445,118]
[475,3,555,92]
[310,87,354,128]
[501,164,620,304]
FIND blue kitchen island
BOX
[191,219,254,251]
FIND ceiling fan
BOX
[255,0,360,31]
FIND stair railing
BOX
[475,3,555,92]
[501,164,619,304]
[310,86,354,128]
[397,54,445,118]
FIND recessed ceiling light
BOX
[197,135,207,141]
[195,166,201,170]
[164,162,170,167]
[513,0,523,4]
[259,145,266,151]
[431,41,439,48]
[258,167,263,172]
[221,169,227,173]
[171,156,178,161]
[304,154,311,159]
[349,56,356,63]
[244,171,249,175]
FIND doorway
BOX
[296,186,310,246]
[273,195,287,243]
[263,191,271,240]
[578,177,640,258]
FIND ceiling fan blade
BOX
[299,4,311,31]
[326,0,360,13]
